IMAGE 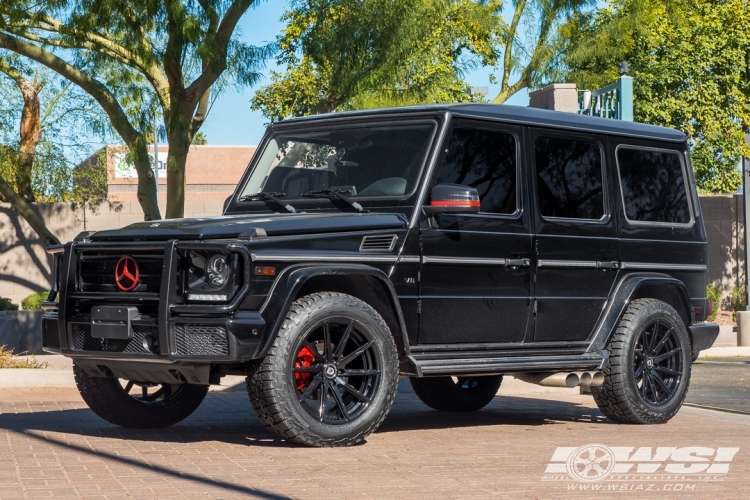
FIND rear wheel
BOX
[74,363,208,428]
[246,292,399,447]
[592,298,691,424]
[409,375,503,412]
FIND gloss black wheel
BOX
[247,292,399,447]
[74,363,208,428]
[293,319,381,424]
[409,375,503,412]
[592,299,691,424]
[632,319,684,406]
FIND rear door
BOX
[417,119,533,344]
[530,129,620,342]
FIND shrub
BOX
[0,297,18,311]
[21,291,49,311]
[0,345,48,369]
[706,283,721,322]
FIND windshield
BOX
[240,123,435,202]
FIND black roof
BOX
[273,103,687,143]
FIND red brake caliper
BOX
[295,346,317,390]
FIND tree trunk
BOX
[0,174,60,246]
[16,74,43,201]
[165,127,190,219]
[129,141,162,221]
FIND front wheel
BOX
[74,364,208,428]
[409,375,503,412]
[592,298,691,424]
[246,292,399,447]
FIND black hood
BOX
[89,212,408,242]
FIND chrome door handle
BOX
[506,258,530,268]
[597,261,619,270]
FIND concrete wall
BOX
[0,200,224,306]
[700,195,745,302]
[0,195,746,308]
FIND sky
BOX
[198,0,531,147]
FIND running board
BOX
[404,352,606,378]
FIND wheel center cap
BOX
[646,357,654,369]
[324,364,338,379]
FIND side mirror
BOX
[422,184,480,216]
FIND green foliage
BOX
[729,285,747,313]
[72,149,108,203]
[559,0,750,194]
[192,132,208,145]
[706,283,721,322]
[252,0,503,122]
[0,345,47,368]
[0,297,18,311]
[21,291,48,310]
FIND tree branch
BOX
[0,174,60,246]
[500,0,526,93]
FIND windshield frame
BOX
[228,117,440,213]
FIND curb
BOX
[0,369,75,388]
[699,346,750,358]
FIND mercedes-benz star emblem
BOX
[115,256,140,292]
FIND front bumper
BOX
[43,239,266,377]
[689,322,720,353]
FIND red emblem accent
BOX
[114,256,140,292]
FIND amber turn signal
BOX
[254,266,276,276]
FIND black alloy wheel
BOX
[592,298,691,424]
[74,363,208,428]
[410,374,503,412]
[246,292,399,447]
[293,318,382,424]
[632,319,684,406]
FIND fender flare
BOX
[587,272,692,353]
[253,264,410,359]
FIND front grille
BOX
[174,324,229,356]
[80,252,164,293]
[42,319,60,349]
[71,324,158,354]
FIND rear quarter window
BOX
[616,147,692,225]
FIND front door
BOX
[418,120,532,345]
[529,129,620,342]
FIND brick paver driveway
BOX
[0,380,748,499]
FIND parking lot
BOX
[0,359,748,500]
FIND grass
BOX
[0,345,48,369]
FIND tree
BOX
[490,0,596,104]
[560,0,750,193]
[252,0,502,122]
[0,0,269,219]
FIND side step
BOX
[404,352,606,378]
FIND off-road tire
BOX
[409,375,503,412]
[592,298,691,424]
[246,292,399,447]
[74,363,208,428]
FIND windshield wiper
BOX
[239,192,296,213]
[301,189,367,213]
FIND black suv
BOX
[43,104,719,446]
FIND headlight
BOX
[206,254,230,288]
[185,251,239,302]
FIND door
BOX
[530,129,620,342]
[417,120,533,345]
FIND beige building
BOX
[81,144,257,203]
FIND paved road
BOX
[688,357,750,414]
[0,379,748,499]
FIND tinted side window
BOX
[534,136,604,220]
[617,148,691,224]
[434,126,517,214]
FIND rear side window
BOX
[534,136,604,220]
[434,126,517,214]
[616,147,691,224]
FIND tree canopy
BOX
[252,0,503,122]
[559,0,750,193]
[0,0,270,219]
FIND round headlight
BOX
[205,254,230,288]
